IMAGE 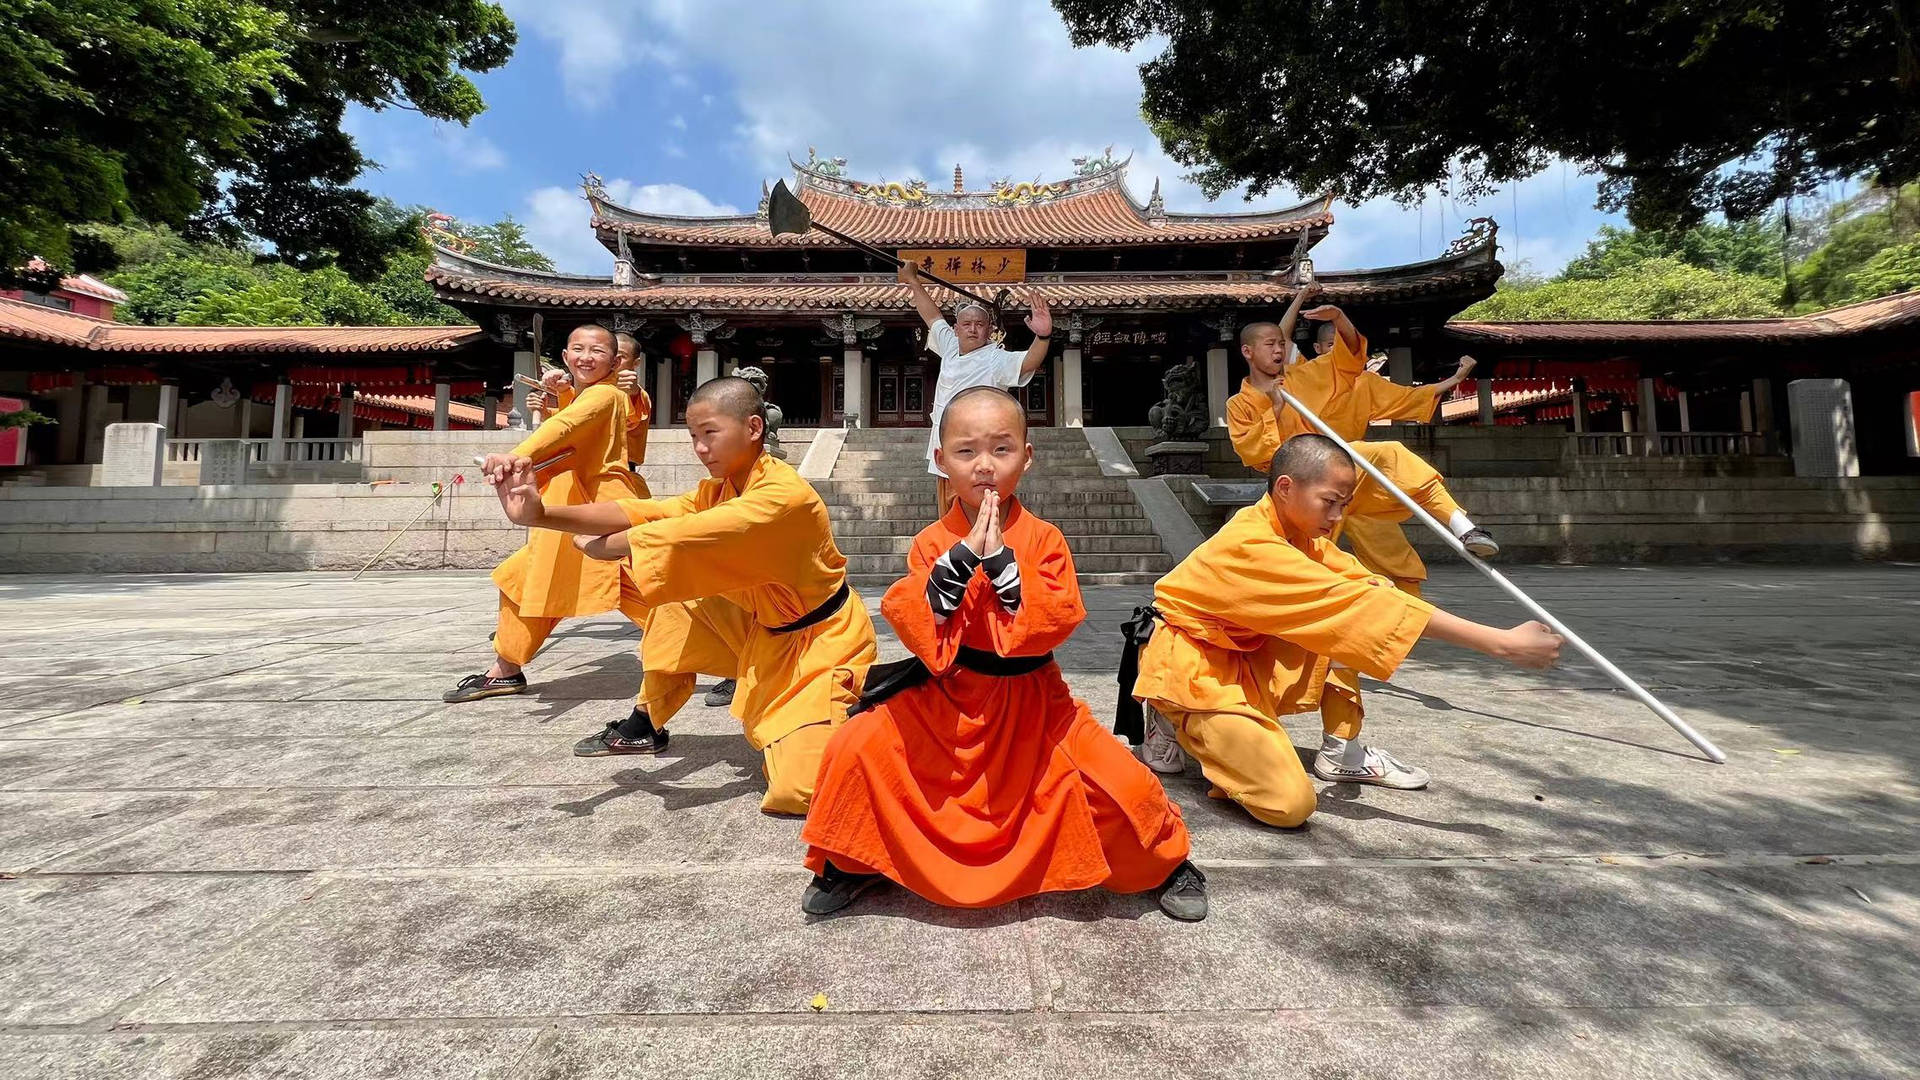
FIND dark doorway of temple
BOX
[1017,366,1053,427]
[739,355,828,427]
[872,359,933,427]
[1083,353,1177,428]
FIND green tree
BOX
[1458,258,1784,321]
[372,250,468,324]
[1053,0,1919,230]
[1788,183,1920,307]
[111,257,262,325]
[1560,218,1785,281]
[461,214,553,271]
[1845,241,1920,300]
[1,1,515,276]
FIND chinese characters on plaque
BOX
[1088,329,1170,346]
[895,248,1027,283]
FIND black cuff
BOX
[946,540,984,578]
[979,546,1017,579]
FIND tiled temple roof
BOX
[588,154,1333,249]
[0,297,487,353]
[426,234,1502,313]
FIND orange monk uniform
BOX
[1129,496,1434,827]
[491,380,648,664]
[1226,330,1461,596]
[617,454,876,815]
[556,381,653,469]
[803,500,1189,906]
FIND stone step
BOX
[827,516,1156,536]
[814,470,1121,488]
[836,533,1164,555]
[819,491,1139,508]
[842,552,1170,575]
[826,500,1146,519]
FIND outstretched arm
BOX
[1276,281,1317,353]
[491,459,634,534]
[1303,303,1361,354]
[1430,355,1478,396]
[898,261,945,330]
[1018,290,1052,377]
[1423,610,1563,670]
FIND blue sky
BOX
[344,0,1629,277]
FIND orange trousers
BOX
[493,569,647,668]
[1338,441,1465,598]
[1149,690,1364,829]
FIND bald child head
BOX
[940,385,1028,441]
[1240,321,1278,348]
[1268,433,1353,490]
[687,376,765,424]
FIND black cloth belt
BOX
[1114,605,1161,745]
[768,580,851,635]
[851,646,1056,716]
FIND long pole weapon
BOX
[1281,260,1725,763]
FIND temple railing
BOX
[166,438,362,464]
[1570,432,1780,458]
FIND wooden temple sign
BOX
[897,249,1026,283]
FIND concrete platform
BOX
[1,566,1916,1078]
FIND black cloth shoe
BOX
[573,708,670,757]
[704,679,737,707]
[1156,860,1209,922]
[443,672,527,703]
[802,861,888,915]
[1461,528,1500,558]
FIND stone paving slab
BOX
[0,566,1915,1078]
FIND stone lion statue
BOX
[1148,358,1209,440]
[733,365,784,451]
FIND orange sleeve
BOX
[511,384,623,463]
[622,481,810,606]
[881,532,963,672]
[1226,392,1281,471]
[1161,531,1433,679]
[1327,330,1372,379]
[1359,373,1441,423]
[973,524,1085,657]
[616,491,699,526]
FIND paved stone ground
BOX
[1,565,1917,1079]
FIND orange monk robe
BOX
[1132,496,1434,826]
[802,500,1189,907]
[492,381,647,623]
[618,453,876,755]
[1134,495,1433,730]
[1225,329,1457,590]
[556,382,653,471]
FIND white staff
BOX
[1275,282,1725,762]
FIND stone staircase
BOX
[813,426,1176,588]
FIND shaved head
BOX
[572,323,615,347]
[614,330,639,355]
[688,376,765,424]
[1268,433,1354,490]
[940,385,1027,440]
[1240,321,1279,348]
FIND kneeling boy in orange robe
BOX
[800,388,1205,920]
[488,377,876,815]
[1122,434,1563,827]
[447,323,648,705]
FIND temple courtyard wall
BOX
[1,425,1916,574]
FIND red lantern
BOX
[667,332,696,361]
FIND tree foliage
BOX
[1459,258,1784,321]
[1,0,515,277]
[1053,0,1920,231]
[1560,219,1785,282]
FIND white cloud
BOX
[504,0,1621,272]
[433,125,507,173]
[671,114,687,130]
[525,179,740,273]
[663,142,687,159]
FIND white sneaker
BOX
[1459,527,1499,558]
[1312,745,1430,789]
[1136,706,1188,775]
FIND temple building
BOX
[425,150,1502,431]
